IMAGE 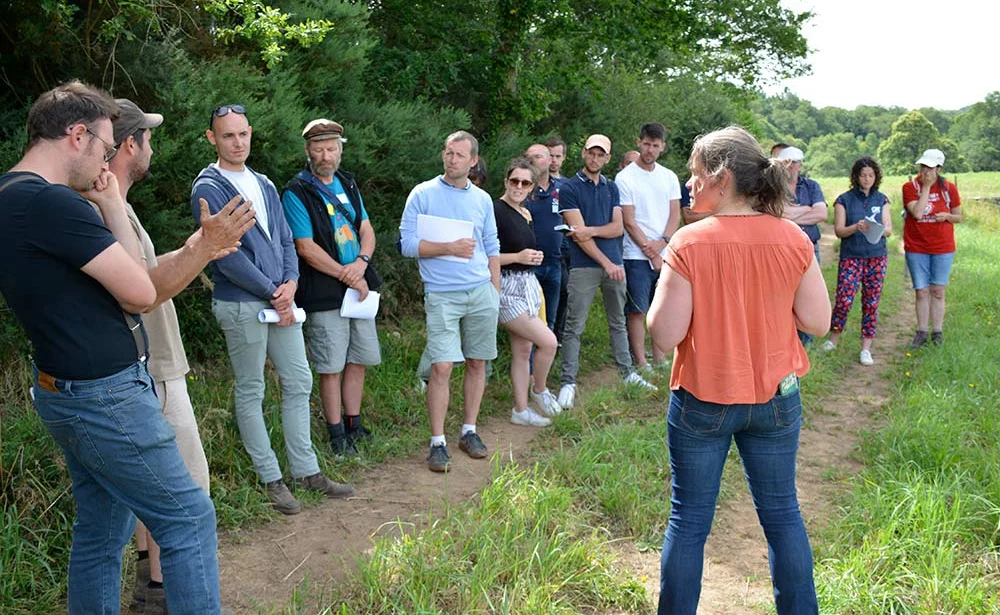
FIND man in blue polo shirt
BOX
[524,143,563,330]
[399,131,501,473]
[556,134,656,409]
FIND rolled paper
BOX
[258,308,307,323]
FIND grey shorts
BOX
[499,271,543,324]
[304,309,382,374]
[424,281,499,364]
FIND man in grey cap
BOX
[108,98,256,614]
[281,119,382,458]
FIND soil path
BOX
[618,225,914,612]
[218,367,623,612]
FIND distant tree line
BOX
[753,92,1000,176]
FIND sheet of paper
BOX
[258,307,307,323]
[417,214,475,263]
[860,217,885,244]
[340,289,381,319]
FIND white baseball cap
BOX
[775,146,804,162]
[915,148,945,168]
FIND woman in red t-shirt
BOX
[647,127,830,615]
[901,148,962,348]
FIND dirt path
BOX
[218,367,623,612]
[619,226,914,612]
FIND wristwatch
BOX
[358,254,371,263]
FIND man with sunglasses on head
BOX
[0,81,228,614]
[106,99,255,614]
[556,134,656,410]
[192,104,354,515]
[281,119,382,459]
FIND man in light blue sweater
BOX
[399,131,501,472]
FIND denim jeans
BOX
[212,299,319,484]
[659,387,817,615]
[533,260,562,331]
[32,362,220,615]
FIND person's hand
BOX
[352,277,370,302]
[78,170,124,213]
[449,238,476,259]
[518,249,544,266]
[568,225,595,243]
[856,219,870,232]
[918,167,938,188]
[339,259,367,287]
[196,196,255,260]
[641,238,666,260]
[275,305,296,327]
[650,255,663,271]
[271,280,297,312]
[934,212,951,223]
[604,263,625,282]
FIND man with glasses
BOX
[106,99,255,614]
[0,81,226,614]
[399,131,501,473]
[192,104,354,515]
[556,134,656,409]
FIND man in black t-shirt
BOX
[0,81,225,615]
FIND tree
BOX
[949,92,1000,171]
[806,132,865,177]
[877,111,969,175]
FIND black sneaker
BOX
[427,444,451,472]
[458,432,488,459]
[347,424,373,446]
[930,331,943,345]
[910,330,929,349]
[330,433,358,459]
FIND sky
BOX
[772,0,1000,111]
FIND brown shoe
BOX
[293,473,354,498]
[265,479,301,515]
[142,585,167,615]
[129,557,150,613]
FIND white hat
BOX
[915,148,945,168]
[776,146,804,162]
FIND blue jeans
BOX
[659,388,817,615]
[533,260,562,331]
[32,362,220,615]
[798,243,821,347]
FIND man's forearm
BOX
[577,239,613,269]
[147,243,214,310]
[592,220,623,239]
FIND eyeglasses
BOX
[209,104,247,128]
[85,127,118,163]
[507,178,533,188]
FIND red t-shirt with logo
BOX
[901,178,960,254]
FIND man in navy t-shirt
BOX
[0,81,223,614]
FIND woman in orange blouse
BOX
[647,126,831,615]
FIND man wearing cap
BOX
[556,134,656,409]
[107,99,254,613]
[616,122,682,372]
[777,145,827,346]
[901,148,962,348]
[281,119,381,458]
[0,81,226,615]
[192,104,354,515]
[399,130,500,473]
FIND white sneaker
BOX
[557,383,576,408]
[529,388,563,416]
[859,350,874,366]
[822,340,837,351]
[623,371,658,391]
[638,362,655,375]
[511,407,552,427]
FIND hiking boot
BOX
[329,433,358,459]
[347,424,374,446]
[529,387,562,416]
[427,443,451,472]
[459,432,488,459]
[293,473,354,498]
[511,406,552,427]
[265,479,301,515]
[623,371,658,391]
[859,349,874,366]
[129,557,150,613]
[910,330,929,349]
[142,584,167,615]
[557,383,576,408]
[931,330,943,345]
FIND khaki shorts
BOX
[304,309,382,374]
[423,282,499,364]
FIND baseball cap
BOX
[915,148,945,168]
[776,146,804,162]
[112,99,163,145]
[302,118,346,142]
[583,134,612,154]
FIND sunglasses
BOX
[85,127,118,163]
[209,104,247,128]
[507,178,533,188]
